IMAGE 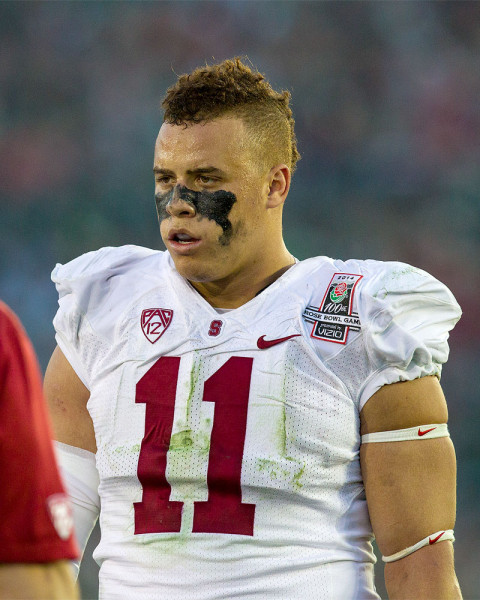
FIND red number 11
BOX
[134,356,256,536]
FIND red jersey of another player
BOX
[0,301,79,563]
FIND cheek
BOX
[216,219,249,249]
[231,219,248,241]
[159,219,169,241]
[229,190,263,228]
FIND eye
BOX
[197,174,215,185]
[155,175,174,186]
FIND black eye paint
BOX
[155,185,237,245]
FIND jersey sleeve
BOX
[0,302,79,563]
[356,262,461,410]
[52,245,157,388]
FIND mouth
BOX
[166,230,202,253]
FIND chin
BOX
[170,254,218,283]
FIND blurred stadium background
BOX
[1,2,479,598]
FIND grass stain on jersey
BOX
[258,458,291,481]
[276,362,291,457]
[155,185,237,245]
[114,443,141,454]
[390,265,423,279]
[255,363,305,490]
[277,397,287,457]
[170,429,194,449]
[169,429,210,454]
[184,354,202,425]
[137,523,192,554]
[373,265,425,299]
[289,458,305,489]
[256,457,304,490]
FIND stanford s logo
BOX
[141,308,173,344]
[208,319,224,337]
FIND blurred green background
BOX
[1,2,478,598]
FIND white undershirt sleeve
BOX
[54,441,101,576]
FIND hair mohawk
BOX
[162,58,300,173]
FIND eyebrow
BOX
[153,166,226,176]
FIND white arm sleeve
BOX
[54,441,100,576]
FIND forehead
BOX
[154,117,250,172]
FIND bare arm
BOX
[360,376,462,599]
[44,346,96,452]
[44,346,100,568]
[0,560,79,599]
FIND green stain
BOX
[258,458,290,480]
[391,265,421,279]
[185,353,202,423]
[169,429,210,454]
[276,399,287,458]
[291,461,305,489]
[114,443,141,454]
[256,456,304,489]
[275,365,290,457]
[170,429,194,449]
[136,506,194,553]
[256,361,305,489]
[175,354,205,439]
[373,266,425,298]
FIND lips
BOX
[166,228,202,253]
[168,228,200,242]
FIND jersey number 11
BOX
[134,356,256,536]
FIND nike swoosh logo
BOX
[429,531,445,545]
[418,427,437,436]
[257,334,301,349]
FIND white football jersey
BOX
[52,246,461,600]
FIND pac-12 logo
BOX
[141,308,173,344]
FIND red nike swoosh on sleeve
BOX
[429,532,445,545]
[418,427,437,436]
[257,334,301,349]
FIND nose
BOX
[165,185,196,218]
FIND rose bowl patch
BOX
[303,273,362,344]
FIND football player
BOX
[0,301,79,599]
[45,58,462,599]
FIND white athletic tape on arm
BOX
[361,423,449,444]
[382,529,455,563]
[54,441,100,576]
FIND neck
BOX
[189,247,295,309]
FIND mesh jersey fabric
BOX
[51,246,460,599]
[0,301,79,563]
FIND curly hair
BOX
[161,58,301,174]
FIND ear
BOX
[266,164,291,209]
